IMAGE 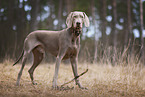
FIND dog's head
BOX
[66,11,90,28]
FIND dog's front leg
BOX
[52,48,67,89]
[70,57,85,89]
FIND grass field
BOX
[1,60,145,97]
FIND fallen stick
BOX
[60,68,88,87]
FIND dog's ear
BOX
[83,12,90,27]
[66,12,73,28]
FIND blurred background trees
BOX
[0,0,145,65]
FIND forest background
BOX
[0,0,145,65]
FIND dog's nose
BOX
[76,22,80,25]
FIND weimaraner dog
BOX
[13,11,90,89]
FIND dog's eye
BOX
[80,15,83,18]
[74,16,78,18]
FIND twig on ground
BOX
[60,68,88,87]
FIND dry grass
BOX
[1,60,145,97]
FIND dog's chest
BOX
[69,37,78,52]
[63,39,78,59]
[68,44,77,53]
[68,38,78,54]
[63,45,77,59]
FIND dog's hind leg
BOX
[28,45,44,85]
[16,51,29,86]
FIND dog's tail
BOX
[13,50,24,66]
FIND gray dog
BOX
[13,11,90,89]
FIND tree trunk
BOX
[30,0,40,32]
[65,0,72,14]
[112,0,117,65]
[125,0,132,47]
[140,0,144,64]
[101,0,107,46]
[124,0,134,61]
[112,0,117,48]
[58,0,63,30]
[91,0,98,64]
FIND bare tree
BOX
[58,0,63,30]
[65,0,73,14]
[112,0,117,65]
[124,0,134,61]
[125,0,132,47]
[101,0,107,45]
[91,0,98,63]
[30,0,40,32]
[112,0,117,48]
[140,0,144,64]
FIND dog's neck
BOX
[69,27,82,37]
[68,27,81,45]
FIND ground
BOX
[0,61,145,97]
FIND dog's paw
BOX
[52,85,59,90]
[78,84,88,90]
[32,82,37,85]
[79,86,88,90]
[31,80,37,85]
